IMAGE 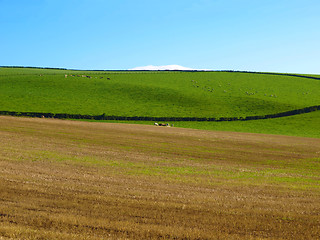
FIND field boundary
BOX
[0,105,319,122]
[218,70,320,81]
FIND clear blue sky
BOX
[1,0,319,73]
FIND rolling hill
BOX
[0,67,319,137]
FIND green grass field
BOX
[88,110,320,139]
[1,67,319,138]
[176,111,320,138]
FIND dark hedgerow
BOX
[0,105,319,122]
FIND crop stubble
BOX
[0,116,319,239]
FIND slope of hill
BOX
[0,67,319,137]
[96,110,320,139]
[1,67,319,117]
[1,116,320,239]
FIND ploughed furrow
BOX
[0,116,320,239]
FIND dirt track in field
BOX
[0,116,320,239]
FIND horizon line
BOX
[0,65,319,76]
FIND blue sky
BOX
[1,0,319,73]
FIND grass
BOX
[79,110,320,138]
[1,67,319,118]
[1,116,320,239]
[1,67,319,239]
[174,110,320,138]
[1,67,319,138]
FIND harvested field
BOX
[0,116,320,239]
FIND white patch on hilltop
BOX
[129,65,211,71]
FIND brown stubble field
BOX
[0,116,319,239]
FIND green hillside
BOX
[175,110,320,138]
[1,67,319,119]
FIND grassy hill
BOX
[99,111,320,138]
[0,67,319,137]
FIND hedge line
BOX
[224,70,320,81]
[0,105,319,122]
